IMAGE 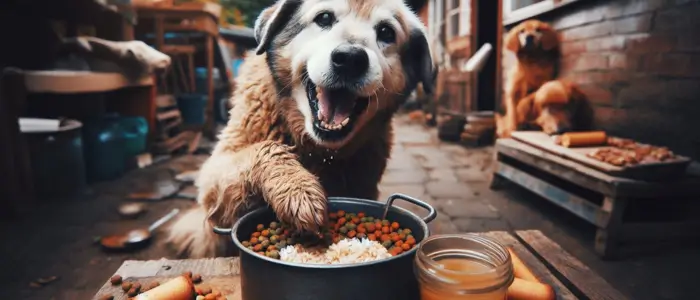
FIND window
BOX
[503,0,581,25]
[446,0,460,39]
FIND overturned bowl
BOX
[213,194,437,300]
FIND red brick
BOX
[641,53,699,77]
[560,22,613,42]
[577,84,614,106]
[616,79,667,108]
[560,40,586,57]
[592,106,625,129]
[565,70,631,86]
[586,36,626,52]
[665,79,700,109]
[563,54,608,71]
[625,33,677,53]
[654,6,700,31]
[603,0,667,19]
[552,6,605,30]
[613,14,653,34]
[608,53,641,70]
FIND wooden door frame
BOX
[469,0,504,113]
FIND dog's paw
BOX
[269,181,328,232]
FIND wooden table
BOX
[492,138,700,259]
[93,230,626,300]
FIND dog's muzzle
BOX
[331,44,369,81]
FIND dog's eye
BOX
[314,12,335,28]
[376,24,396,44]
[535,28,541,33]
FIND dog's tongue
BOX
[318,88,356,124]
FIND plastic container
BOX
[414,234,514,300]
[82,115,126,182]
[119,116,148,157]
[177,94,208,125]
[23,119,87,200]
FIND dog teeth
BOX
[317,110,324,121]
[319,118,351,131]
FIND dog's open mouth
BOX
[306,80,369,141]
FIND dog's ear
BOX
[505,24,521,53]
[539,23,559,51]
[254,0,301,55]
[404,30,436,95]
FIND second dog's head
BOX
[254,0,435,148]
[517,80,591,135]
[505,19,558,54]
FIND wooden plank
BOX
[618,221,700,243]
[510,131,691,181]
[156,109,181,121]
[496,138,700,198]
[19,71,153,93]
[495,160,610,227]
[479,231,577,300]
[515,230,627,300]
[155,94,176,108]
[160,44,197,55]
[94,258,240,300]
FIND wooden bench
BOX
[93,230,626,300]
[492,138,700,259]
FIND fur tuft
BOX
[166,206,226,258]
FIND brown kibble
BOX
[98,295,114,300]
[182,271,193,278]
[192,273,202,283]
[121,281,132,292]
[127,287,139,297]
[109,275,122,285]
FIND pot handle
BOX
[212,226,232,235]
[382,193,437,224]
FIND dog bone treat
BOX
[243,210,417,264]
[508,248,539,283]
[558,131,607,148]
[507,277,556,300]
[133,275,195,300]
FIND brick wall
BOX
[502,0,700,159]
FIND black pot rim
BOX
[230,196,433,269]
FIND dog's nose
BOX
[525,35,535,45]
[331,45,369,79]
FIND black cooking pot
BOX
[213,193,437,300]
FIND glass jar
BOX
[414,234,514,300]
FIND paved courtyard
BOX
[1,115,697,299]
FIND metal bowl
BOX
[213,193,437,300]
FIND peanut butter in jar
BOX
[414,234,514,300]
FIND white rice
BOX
[279,238,392,264]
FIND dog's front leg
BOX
[168,141,327,258]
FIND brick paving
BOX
[1,115,697,299]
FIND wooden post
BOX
[205,35,215,139]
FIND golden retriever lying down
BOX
[498,19,560,138]
[496,79,592,135]
[167,0,435,258]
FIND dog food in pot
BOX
[242,210,418,264]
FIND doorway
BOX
[474,0,500,111]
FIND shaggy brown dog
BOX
[497,19,559,138]
[167,0,435,258]
[497,79,592,135]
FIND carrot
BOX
[357,212,365,218]
[337,210,345,217]
[338,218,346,225]
[391,222,400,230]
[380,234,392,242]
[252,232,261,238]
[391,235,401,242]
[366,223,376,232]
[261,230,270,237]
[394,241,403,247]
[347,230,357,238]
[357,227,367,234]
[382,226,390,234]
[401,243,411,251]
[351,217,360,224]
[368,234,377,241]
